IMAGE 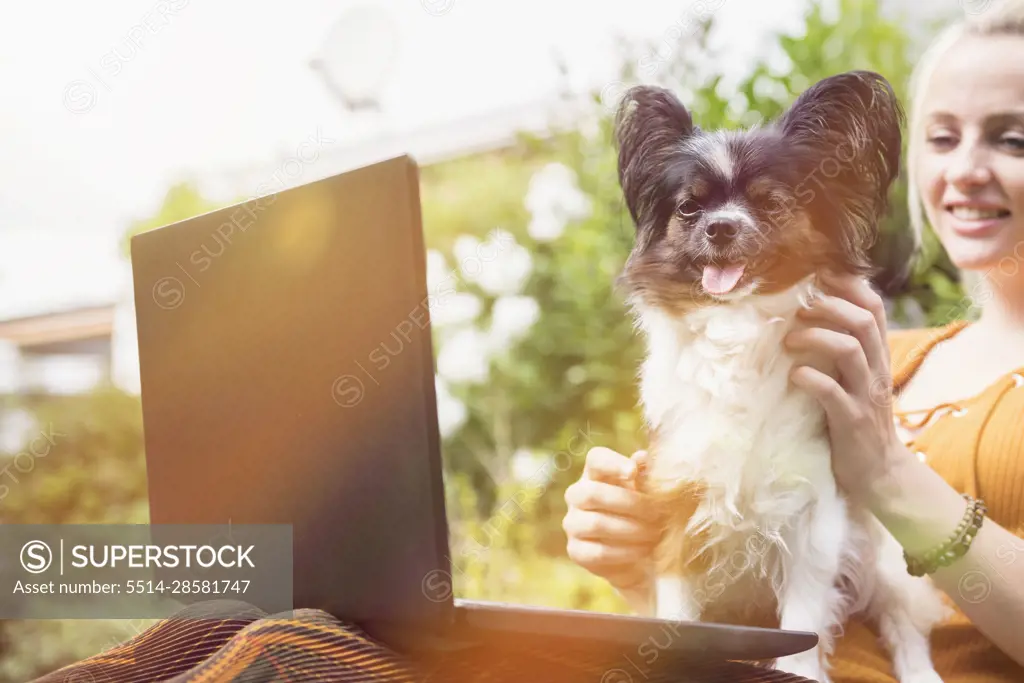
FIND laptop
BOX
[130,154,817,668]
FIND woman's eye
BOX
[926,134,957,149]
[676,199,701,217]
[1001,134,1024,151]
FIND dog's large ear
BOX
[779,71,905,275]
[614,86,695,244]
[779,70,903,189]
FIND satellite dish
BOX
[310,4,400,113]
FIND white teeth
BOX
[950,207,1007,220]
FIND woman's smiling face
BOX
[916,34,1024,276]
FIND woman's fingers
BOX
[565,446,663,592]
[786,346,840,382]
[566,537,652,570]
[798,291,887,378]
[583,446,637,485]
[786,326,872,400]
[602,566,652,591]
[790,363,857,422]
[626,449,649,491]
[819,271,891,356]
[564,478,662,523]
[562,507,662,545]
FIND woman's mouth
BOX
[945,204,1012,236]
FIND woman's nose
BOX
[944,143,994,189]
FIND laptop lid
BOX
[131,155,453,628]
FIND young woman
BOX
[563,2,1024,681]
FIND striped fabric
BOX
[31,600,813,682]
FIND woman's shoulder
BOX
[887,320,970,377]
[887,326,939,359]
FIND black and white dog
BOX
[613,71,949,683]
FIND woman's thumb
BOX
[628,449,649,486]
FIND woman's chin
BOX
[942,233,1024,274]
[948,249,996,270]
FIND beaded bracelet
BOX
[904,494,987,577]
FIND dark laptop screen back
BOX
[131,156,451,626]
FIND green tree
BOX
[121,181,224,257]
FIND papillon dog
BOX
[612,71,950,683]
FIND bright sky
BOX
[0,0,823,318]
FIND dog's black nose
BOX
[704,219,740,247]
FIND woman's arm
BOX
[785,270,1024,667]
[869,450,1024,667]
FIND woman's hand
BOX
[784,270,914,509]
[563,447,663,609]
[784,279,1024,667]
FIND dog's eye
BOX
[761,193,793,215]
[676,199,701,217]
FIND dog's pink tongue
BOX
[702,263,746,294]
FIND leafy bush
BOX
[0,387,154,682]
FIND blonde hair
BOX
[905,0,1024,303]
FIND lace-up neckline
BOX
[891,319,1024,451]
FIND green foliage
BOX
[444,471,628,613]
[419,148,541,251]
[121,182,226,257]
[1,388,148,525]
[0,387,155,682]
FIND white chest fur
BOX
[636,277,835,549]
[630,278,951,683]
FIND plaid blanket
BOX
[31,600,812,682]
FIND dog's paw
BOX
[899,671,944,683]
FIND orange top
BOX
[831,320,1024,682]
